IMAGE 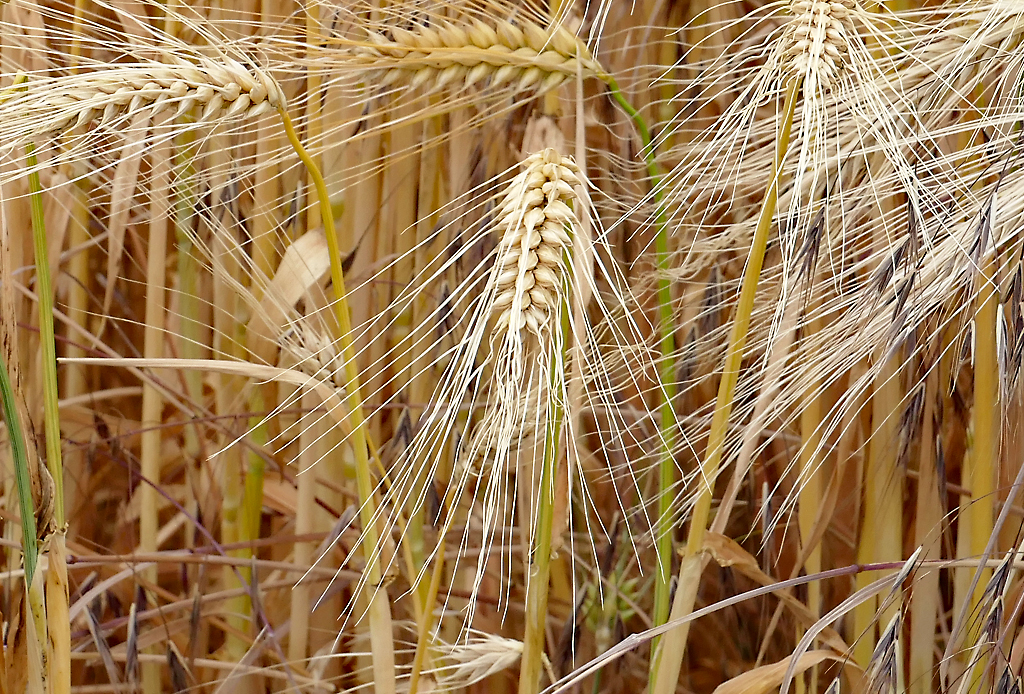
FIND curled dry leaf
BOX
[248,228,332,344]
[703,532,851,655]
[712,650,843,694]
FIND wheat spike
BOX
[453,147,580,482]
[491,147,580,341]
[783,0,857,93]
[354,19,604,94]
[2,56,285,137]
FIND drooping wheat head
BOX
[0,56,284,137]
[351,18,605,95]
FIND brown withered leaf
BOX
[703,532,851,655]
[712,650,840,694]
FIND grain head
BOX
[491,147,580,343]
[783,0,857,94]
[432,632,524,688]
[354,19,605,94]
[1,56,285,140]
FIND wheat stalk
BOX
[352,19,605,94]
[649,0,868,679]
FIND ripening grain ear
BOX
[783,0,857,96]
[352,19,605,95]
[490,148,581,340]
[0,56,285,143]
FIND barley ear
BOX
[354,18,606,95]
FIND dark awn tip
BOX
[797,205,825,285]
[393,406,414,451]
[699,266,722,337]
[985,549,1016,602]
[971,192,997,267]
[996,666,1016,694]
[427,480,445,527]
[869,612,901,671]
[870,243,903,299]
[167,642,190,694]
[341,234,362,275]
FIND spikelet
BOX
[278,324,346,392]
[355,19,604,94]
[783,0,857,93]
[432,632,524,689]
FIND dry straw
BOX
[14,0,1024,691]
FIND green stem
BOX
[26,143,65,528]
[0,354,38,582]
[518,297,571,694]
[650,77,801,694]
[277,107,397,691]
[602,75,678,644]
[407,526,446,694]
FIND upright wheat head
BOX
[491,147,580,341]
[784,0,857,93]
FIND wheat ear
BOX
[491,148,580,694]
[477,148,579,480]
[491,149,580,339]
[3,57,284,136]
[651,0,867,684]
[354,19,605,94]
[783,0,857,96]
[431,632,524,689]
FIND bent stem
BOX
[650,77,801,694]
[278,107,397,691]
[603,75,679,644]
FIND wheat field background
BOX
[0,0,1020,691]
